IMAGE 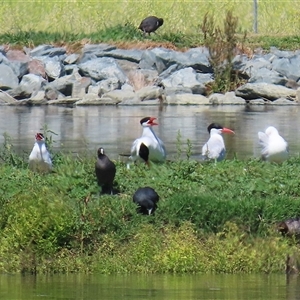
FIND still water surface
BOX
[0,104,300,160]
[0,273,299,299]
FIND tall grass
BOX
[1,1,300,36]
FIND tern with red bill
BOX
[202,123,235,162]
[130,117,166,166]
[258,126,288,163]
[29,132,52,173]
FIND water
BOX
[1,273,299,299]
[1,104,300,160]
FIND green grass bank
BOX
[1,1,300,50]
[0,136,299,274]
[1,0,300,35]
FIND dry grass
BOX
[1,1,300,36]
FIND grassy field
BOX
[0,135,300,274]
[1,0,300,36]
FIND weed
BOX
[201,10,247,93]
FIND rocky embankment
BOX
[0,43,300,106]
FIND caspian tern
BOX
[202,123,235,162]
[133,186,159,215]
[130,117,166,166]
[95,147,116,195]
[258,126,288,163]
[29,132,52,173]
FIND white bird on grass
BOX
[202,123,235,162]
[258,126,288,163]
[29,133,52,173]
[129,116,166,167]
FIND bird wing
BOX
[258,131,269,147]
[202,135,225,161]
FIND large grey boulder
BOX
[8,74,45,99]
[235,83,297,101]
[160,67,207,94]
[209,92,246,105]
[272,55,300,82]
[248,67,287,85]
[0,90,18,104]
[78,57,127,83]
[136,86,163,101]
[166,93,210,105]
[99,49,143,63]
[139,47,212,74]
[29,44,66,57]
[104,89,138,104]
[36,56,65,79]
[0,64,19,89]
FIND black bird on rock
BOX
[138,16,164,36]
[133,187,159,215]
[95,147,116,195]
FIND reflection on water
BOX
[0,273,297,299]
[1,104,300,160]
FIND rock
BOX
[235,83,297,101]
[136,86,163,101]
[164,87,193,95]
[139,47,212,74]
[247,99,268,105]
[29,44,66,57]
[28,59,47,78]
[64,53,80,65]
[98,78,122,96]
[75,96,119,105]
[209,92,246,105]
[0,64,19,90]
[103,90,137,104]
[166,93,210,105]
[30,90,46,101]
[45,87,59,100]
[100,49,143,63]
[78,57,127,83]
[0,90,18,104]
[8,74,45,99]
[248,67,287,85]
[82,43,117,54]
[72,77,91,98]
[272,55,300,81]
[160,67,206,94]
[47,98,80,105]
[272,98,297,105]
[40,56,65,79]
[127,69,157,91]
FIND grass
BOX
[0,134,300,274]
[0,1,300,51]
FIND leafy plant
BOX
[201,10,247,93]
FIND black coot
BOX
[133,187,159,215]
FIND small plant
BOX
[0,133,24,167]
[201,10,247,93]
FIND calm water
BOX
[1,104,300,160]
[0,273,299,299]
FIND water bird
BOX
[202,123,235,161]
[95,147,116,195]
[133,187,159,215]
[258,126,288,163]
[130,117,166,166]
[278,218,300,237]
[138,16,164,36]
[29,132,52,173]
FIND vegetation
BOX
[0,132,299,274]
[0,0,300,50]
